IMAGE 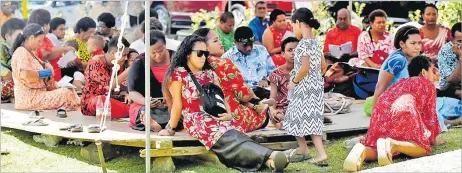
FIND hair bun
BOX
[308,18,320,30]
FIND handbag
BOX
[368,30,389,65]
[324,92,355,115]
[186,67,227,118]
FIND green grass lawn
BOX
[1,128,461,172]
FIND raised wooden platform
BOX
[1,103,369,172]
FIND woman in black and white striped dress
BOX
[284,8,329,165]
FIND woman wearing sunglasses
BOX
[10,24,80,111]
[193,28,273,133]
[159,35,288,172]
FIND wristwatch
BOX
[166,123,178,131]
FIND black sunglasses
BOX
[192,50,210,58]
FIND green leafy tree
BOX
[435,1,462,28]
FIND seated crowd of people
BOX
[0,1,461,172]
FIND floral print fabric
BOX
[170,67,231,150]
[11,47,80,111]
[363,77,440,155]
[223,45,276,87]
[420,26,452,62]
[208,56,267,133]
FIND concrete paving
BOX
[361,150,462,172]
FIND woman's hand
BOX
[269,108,283,123]
[288,81,296,90]
[150,99,162,108]
[158,129,175,136]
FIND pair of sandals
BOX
[284,149,329,167]
[59,124,104,133]
[343,138,393,172]
[59,124,83,132]
[23,111,48,126]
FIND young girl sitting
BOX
[268,37,299,129]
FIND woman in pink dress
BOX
[419,4,452,65]
[11,24,80,111]
[343,56,446,172]
[349,10,395,69]
[263,9,293,67]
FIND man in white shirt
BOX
[47,17,66,48]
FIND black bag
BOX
[186,69,227,117]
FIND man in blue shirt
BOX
[223,26,275,90]
[248,1,268,44]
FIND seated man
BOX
[81,36,130,119]
[323,8,362,64]
[438,22,461,99]
[128,30,171,132]
[223,26,276,99]
[1,18,25,103]
[214,12,235,51]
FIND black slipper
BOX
[57,109,67,118]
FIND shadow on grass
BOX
[1,128,234,172]
[2,127,461,172]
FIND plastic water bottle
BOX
[96,96,111,122]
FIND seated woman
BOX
[193,28,273,133]
[349,10,395,69]
[373,25,422,105]
[159,35,288,172]
[262,9,293,67]
[128,30,171,132]
[420,4,452,64]
[10,24,80,111]
[343,55,445,172]
[80,36,130,119]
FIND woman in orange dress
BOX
[263,9,293,67]
[11,24,80,111]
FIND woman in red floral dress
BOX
[81,36,130,118]
[343,56,446,172]
[419,4,452,65]
[159,35,288,172]
[263,9,293,67]
[193,28,272,133]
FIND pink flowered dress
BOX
[420,26,452,65]
[349,31,395,67]
[363,77,440,155]
[11,47,80,111]
[170,67,232,150]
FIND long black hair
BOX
[162,35,210,107]
[11,23,45,54]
